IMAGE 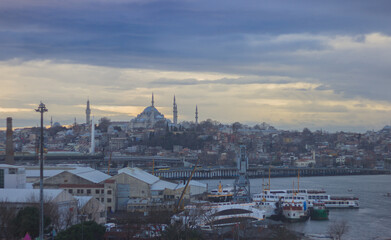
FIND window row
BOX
[66,189,112,195]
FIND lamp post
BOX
[35,102,47,240]
[78,214,87,240]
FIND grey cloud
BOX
[151,77,293,86]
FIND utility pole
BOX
[36,102,48,240]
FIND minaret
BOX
[90,116,95,154]
[173,95,178,125]
[195,105,198,125]
[50,116,53,127]
[86,99,91,124]
[152,93,154,107]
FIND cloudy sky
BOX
[1,0,391,132]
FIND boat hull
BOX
[310,208,329,220]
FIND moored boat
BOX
[254,200,278,218]
[282,201,309,222]
[323,196,359,208]
[310,202,329,220]
[207,183,234,202]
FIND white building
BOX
[74,196,106,225]
[0,189,78,230]
[0,164,26,188]
[295,159,316,168]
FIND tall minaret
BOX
[86,99,91,124]
[50,116,53,127]
[152,93,154,107]
[195,105,198,125]
[173,95,178,125]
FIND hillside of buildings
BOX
[1,116,391,170]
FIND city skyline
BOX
[1,1,391,132]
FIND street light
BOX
[35,102,48,240]
[78,214,87,240]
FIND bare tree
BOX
[328,220,350,240]
[62,206,78,230]
[0,201,17,240]
[44,201,61,231]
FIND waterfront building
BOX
[32,167,112,207]
[0,164,26,188]
[74,196,106,225]
[107,167,206,213]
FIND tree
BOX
[328,220,349,240]
[12,206,51,239]
[98,117,111,133]
[161,222,204,240]
[0,202,17,239]
[232,122,242,133]
[55,221,105,240]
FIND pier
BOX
[152,167,390,180]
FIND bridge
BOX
[0,154,187,168]
[151,166,391,180]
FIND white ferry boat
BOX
[253,189,359,209]
[207,183,234,202]
[322,196,359,208]
[282,201,310,222]
[254,200,278,218]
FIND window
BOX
[101,198,104,202]
[87,189,91,194]
[80,189,84,194]
[107,198,112,203]
[68,189,73,194]
[77,189,81,194]
[96,189,99,194]
[101,189,104,194]
[107,190,112,195]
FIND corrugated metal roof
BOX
[26,169,64,178]
[0,189,64,203]
[0,164,24,169]
[189,180,207,188]
[27,167,111,184]
[69,167,111,183]
[118,167,159,185]
[151,180,178,191]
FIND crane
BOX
[174,157,200,213]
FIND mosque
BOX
[130,93,169,129]
[86,94,198,130]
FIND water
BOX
[199,175,391,240]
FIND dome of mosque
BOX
[53,122,62,128]
[141,106,162,116]
[130,93,169,129]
